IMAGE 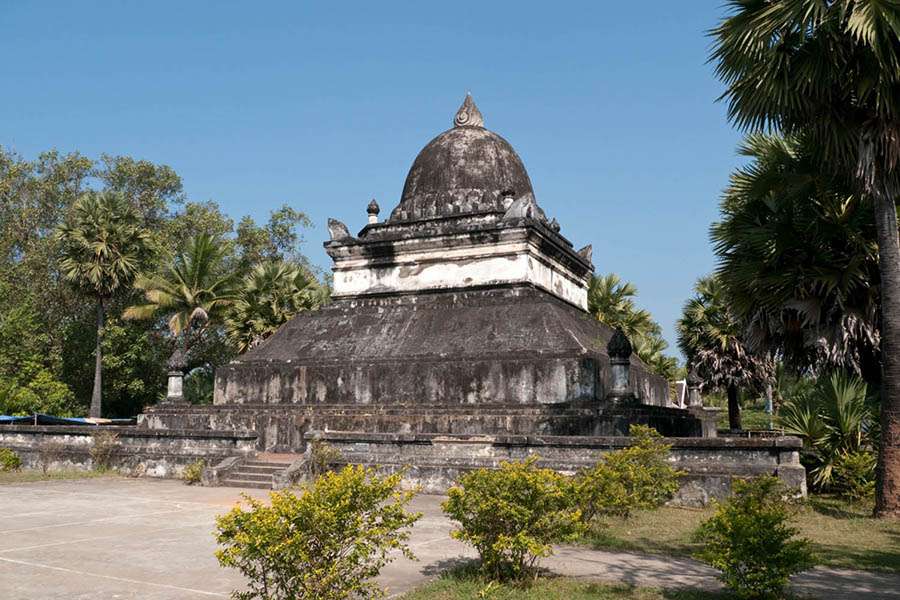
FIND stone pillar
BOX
[606,328,636,405]
[686,369,703,407]
[165,346,187,404]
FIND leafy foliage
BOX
[125,233,238,337]
[0,448,21,472]
[588,273,678,380]
[833,449,877,501]
[574,425,681,523]
[307,439,344,479]
[694,476,813,599]
[225,260,328,353]
[677,275,773,429]
[182,459,205,485]
[441,456,581,581]
[780,371,877,491]
[89,430,119,471]
[56,191,151,301]
[709,0,900,517]
[215,465,420,600]
[712,133,881,381]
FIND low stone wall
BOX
[139,402,711,452]
[311,431,807,506]
[0,426,257,478]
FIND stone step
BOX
[228,472,273,483]
[243,462,289,471]
[239,465,287,474]
[221,478,273,489]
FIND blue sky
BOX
[1,1,743,358]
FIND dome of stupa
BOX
[388,94,536,222]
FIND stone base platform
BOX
[139,402,711,451]
[309,431,807,505]
[0,425,257,478]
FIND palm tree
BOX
[711,133,881,382]
[225,260,327,353]
[588,273,679,381]
[588,274,656,341]
[56,191,149,418]
[124,234,237,356]
[677,275,773,431]
[711,0,900,516]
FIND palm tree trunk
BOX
[873,187,900,518]
[727,383,741,431]
[89,299,104,419]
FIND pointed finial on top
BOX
[454,93,484,128]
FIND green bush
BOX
[441,456,581,581]
[182,459,205,485]
[694,476,813,599]
[832,450,876,501]
[0,448,21,472]
[780,371,875,490]
[574,424,681,523]
[215,465,420,600]
[307,438,344,478]
[37,439,68,474]
[89,430,119,471]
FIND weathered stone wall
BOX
[140,402,704,452]
[0,426,257,478]
[309,431,807,505]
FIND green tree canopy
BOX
[711,0,900,517]
[712,133,881,382]
[56,191,151,417]
[588,273,679,381]
[677,275,773,430]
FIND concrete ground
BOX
[0,478,897,599]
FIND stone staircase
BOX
[220,453,298,489]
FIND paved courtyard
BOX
[0,477,898,599]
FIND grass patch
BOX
[401,567,724,600]
[0,468,115,485]
[583,495,900,573]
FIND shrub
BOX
[0,447,21,472]
[780,371,875,490]
[441,455,581,581]
[215,465,420,600]
[307,438,343,478]
[574,424,681,523]
[89,430,119,471]
[832,450,876,501]
[694,476,813,599]
[37,440,68,474]
[182,459,205,485]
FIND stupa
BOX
[143,95,706,451]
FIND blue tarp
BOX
[0,414,94,425]
[0,415,31,424]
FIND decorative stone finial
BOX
[167,346,187,372]
[549,218,560,232]
[606,328,633,360]
[367,198,380,224]
[454,93,484,128]
[327,218,352,241]
[687,368,702,387]
[577,245,593,263]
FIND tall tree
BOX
[124,234,238,352]
[712,133,881,382]
[677,276,772,430]
[225,260,328,353]
[711,0,900,517]
[588,273,679,381]
[56,192,150,417]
